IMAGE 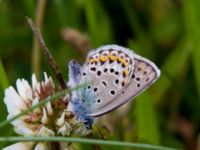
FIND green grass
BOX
[0,0,199,149]
[0,136,178,150]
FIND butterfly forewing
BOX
[79,45,136,114]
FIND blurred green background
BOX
[0,0,200,149]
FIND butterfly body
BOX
[68,45,160,127]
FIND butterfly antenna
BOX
[26,17,67,89]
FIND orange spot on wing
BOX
[123,69,129,78]
[109,54,117,61]
[89,58,98,63]
[117,56,123,63]
[117,57,128,66]
[100,55,108,62]
[122,60,128,66]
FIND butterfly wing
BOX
[89,53,160,117]
[78,45,136,114]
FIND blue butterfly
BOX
[67,45,160,128]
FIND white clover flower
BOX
[4,72,68,136]
[3,142,35,150]
[55,110,91,136]
[3,141,52,150]
[3,72,91,150]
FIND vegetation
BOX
[0,0,200,149]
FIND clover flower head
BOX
[4,73,65,136]
[3,72,91,150]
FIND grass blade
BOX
[183,0,200,98]
[0,136,178,150]
[135,92,161,145]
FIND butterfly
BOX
[67,45,160,128]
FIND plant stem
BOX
[0,136,178,150]
[27,17,67,89]
[31,0,47,78]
